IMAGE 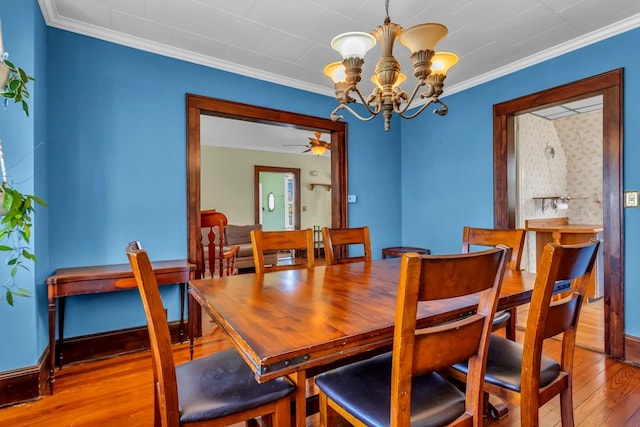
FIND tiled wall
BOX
[516,110,603,271]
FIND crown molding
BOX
[37,0,335,97]
[444,12,640,97]
[39,0,640,101]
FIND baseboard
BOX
[56,321,186,367]
[0,350,48,408]
[0,321,187,407]
[624,334,640,365]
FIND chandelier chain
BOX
[385,0,390,20]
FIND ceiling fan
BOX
[284,132,331,156]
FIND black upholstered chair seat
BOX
[452,334,560,393]
[492,309,511,328]
[177,348,295,423]
[314,353,465,427]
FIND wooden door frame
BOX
[186,94,348,276]
[254,165,301,229]
[493,69,624,358]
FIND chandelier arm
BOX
[392,79,430,115]
[396,98,434,119]
[432,99,449,116]
[329,105,345,122]
[337,102,378,122]
[351,86,382,116]
[397,98,448,120]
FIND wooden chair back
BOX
[462,226,525,341]
[321,226,371,266]
[220,245,240,276]
[517,240,599,424]
[391,247,508,425]
[199,210,228,278]
[250,228,314,274]
[462,226,526,271]
[126,241,180,426]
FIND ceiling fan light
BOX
[430,51,459,75]
[331,32,376,59]
[310,145,326,156]
[399,23,448,53]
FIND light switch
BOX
[624,191,639,208]
[348,195,357,203]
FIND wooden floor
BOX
[1,309,639,426]
[517,296,605,353]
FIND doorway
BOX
[493,69,624,358]
[514,99,605,352]
[254,166,301,231]
[186,95,349,285]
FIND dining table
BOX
[188,257,562,426]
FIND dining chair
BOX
[451,239,599,427]
[126,241,295,427]
[321,226,371,265]
[199,209,229,278]
[314,247,509,427]
[462,226,526,341]
[220,244,240,276]
[250,228,315,274]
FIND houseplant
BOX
[0,30,46,306]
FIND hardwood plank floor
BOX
[1,313,638,426]
[517,297,605,353]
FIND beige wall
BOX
[201,145,331,229]
[553,110,603,224]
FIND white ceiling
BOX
[531,95,602,120]
[201,115,331,156]
[36,0,630,152]
[39,0,640,99]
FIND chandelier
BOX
[323,0,458,131]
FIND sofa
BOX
[203,223,278,275]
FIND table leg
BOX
[57,297,66,369]
[47,290,56,394]
[179,283,185,343]
[289,371,308,427]
[188,291,197,360]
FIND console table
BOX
[381,246,431,258]
[46,259,195,392]
[525,217,603,299]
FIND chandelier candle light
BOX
[324,0,458,131]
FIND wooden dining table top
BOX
[188,258,548,383]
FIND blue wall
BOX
[0,1,402,372]
[4,0,638,374]
[0,0,47,368]
[401,27,640,336]
[36,22,400,367]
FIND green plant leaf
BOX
[13,288,30,297]
[0,61,42,307]
[7,79,20,91]
[18,67,28,82]
[31,196,47,206]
